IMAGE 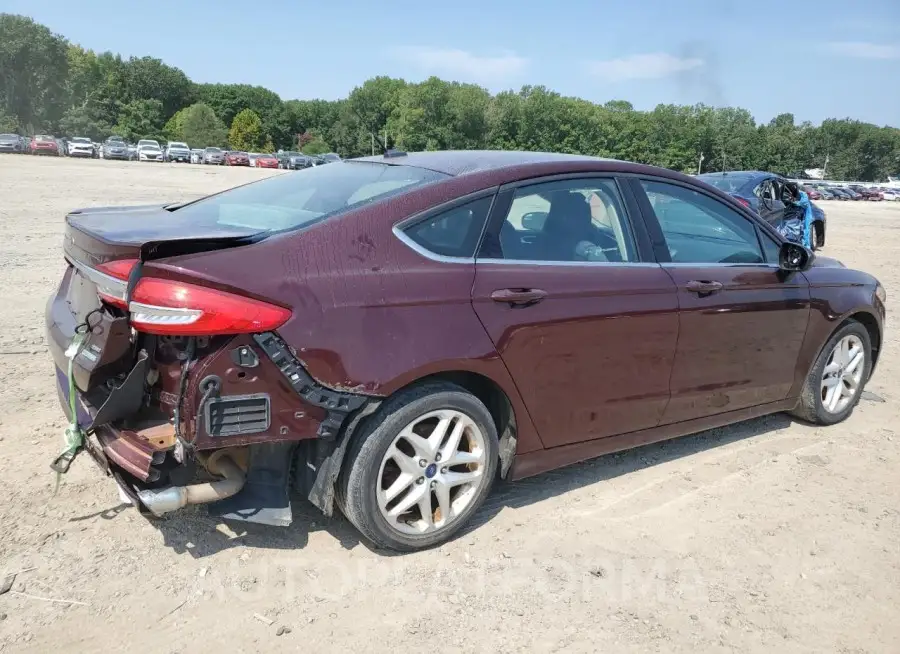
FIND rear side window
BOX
[403,196,493,258]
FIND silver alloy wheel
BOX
[376,409,487,535]
[820,334,865,414]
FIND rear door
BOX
[471,176,679,447]
[629,177,810,424]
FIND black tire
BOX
[337,382,499,552]
[791,320,872,425]
[812,222,825,250]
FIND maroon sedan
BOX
[30,135,60,156]
[224,150,250,166]
[45,151,885,551]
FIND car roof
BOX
[354,150,614,176]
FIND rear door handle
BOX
[685,280,724,296]
[490,288,548,307]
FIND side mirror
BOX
[779,241,814,272]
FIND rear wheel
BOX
[791,321,871,425]
[338,382,498,551]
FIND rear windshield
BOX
[697,174,752,193]
[173,161,448,232]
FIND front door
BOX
[471,177,680,447]
[633,178,811,424]
[755,177,786,227]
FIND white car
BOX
[248,152,260,167]
[165,141,191,163]
[882,190,900,202]
[67,137,95,158]
[137,141,164,162]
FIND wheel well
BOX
[814,220,825,242]
[846,312,880,368]
[407,371,518,478]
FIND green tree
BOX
[228,108,263,150]
[114,98,165,142]
[0,111,19,133]
[163,108,186,142]
[0,14,69,130]
[120,56,195,118]
[300,133,330,155]
[180,102,227,147]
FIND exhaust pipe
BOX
[137,454,245,517]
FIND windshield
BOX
[174,161,447,232]
[169,142,188,149]
[696,174,752,193]
[0,134,17,139]
[205,147,221,153]
[138,140,158,146]
[71,137,91,143]
[35,135,54,141]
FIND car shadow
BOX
[463,412,795,534]
[76,412,794,558]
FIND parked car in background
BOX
[801,186,821,200]
[224,150,250,166]
[849,185,881,201]
[697,171,827,249]
[165,142,191,163]
[817,188,837,200]
[255,153,279,169]
[45,150,885,552]
[839,187,862,200]
[101,137,129,160]
[248,152,260,167]
[277,151,315,170]
[30,135,60,156]
[202,147,224,165]
[190,149,203,164]
[137,142,164,162]
[826,188,849,200]
[882,189,900,201]
[318,152,341,164]
[67,137,96,158]
[0,133,25,153]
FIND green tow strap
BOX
[50,331,89,488]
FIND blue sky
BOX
[7,0,900,126]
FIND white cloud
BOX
[391,46,527,85]
[586,53,704,81]
[827,41,900,59]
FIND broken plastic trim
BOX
[251,332,369,438]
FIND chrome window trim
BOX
[475,257,660,268]
[391,225,476,264]
[662,262,780,269]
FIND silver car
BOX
[202,147,224,165]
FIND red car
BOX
[30,135,60,156]
[45,150,885,551]
[801,186,821,200]
[255,154,279,169]
[224,151,250,166]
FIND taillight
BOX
[129,277,291,335]
[732,195,751,208]
[95,258,139,307]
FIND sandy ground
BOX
[0,156,898,653]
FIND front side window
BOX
[403,197,492,258]
[491,178,636,263]
[640,180,764,264]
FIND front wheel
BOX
[338,382,499,552]
[791,321,872,425]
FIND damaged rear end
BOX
[46,204,373,526]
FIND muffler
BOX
[136,453,245,517]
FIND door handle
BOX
[490,288,547,307]
[685,280,724,296]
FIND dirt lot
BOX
[0,155,898,653]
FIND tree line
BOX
[2,13,898,180]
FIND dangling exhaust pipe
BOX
[136,453,245,517]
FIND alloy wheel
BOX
[376,409,487,536]
[820,334,865,414]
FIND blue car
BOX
[697,171,826,250]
